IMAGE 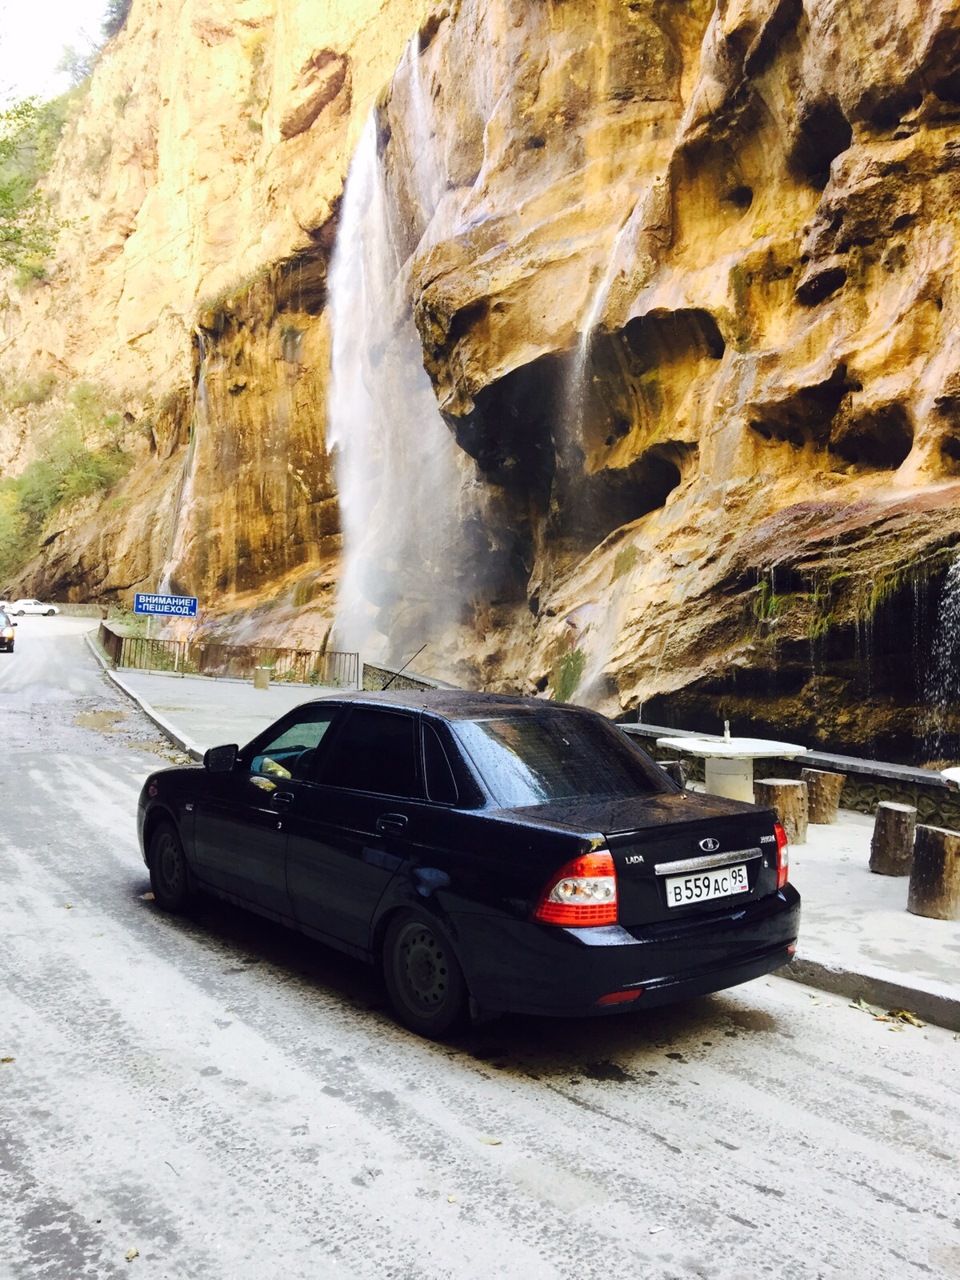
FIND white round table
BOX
[655,735,808,803]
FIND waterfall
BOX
[326,46,467,662]
[158,332,208,595]
[924,550,960,758]
[555,194,650,702]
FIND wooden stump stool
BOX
[755,778,808,845]
[869,802,916,876]
[908,825,960,920]
[801,768,846,823]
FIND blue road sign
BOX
[134,592,198,617]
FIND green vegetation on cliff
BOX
[0,382,134,579]
[0,92,81,281]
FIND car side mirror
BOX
[204,743,238,772]
[659,759,687,789]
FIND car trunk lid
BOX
[508,791,781,926]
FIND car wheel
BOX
[45,609,55,616]
[148,821,195,913]
[15,611,24,616]
[382,911,468,1038]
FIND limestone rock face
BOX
[3,0,960,762]
[384,0,960,758]
[0,0,424,607]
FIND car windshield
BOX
[451,710,669,808]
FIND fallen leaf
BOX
[1,1057,13,1064]
[140,892,155,901]
[849,997,881,1017]
[447,1196,457,1204]
[65,903,74,910]
[477,1134,502,1146]
[887,1024,905,1033]
[125,1248,139,1262]
[888,1008,925,1028]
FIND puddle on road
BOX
[73,709,127,731]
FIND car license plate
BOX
[664,863,749,908]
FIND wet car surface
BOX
[137,690,800,1037]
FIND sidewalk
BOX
[90,640,960,1032]
[105,664,339,757]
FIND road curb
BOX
[84,632,204,760]
[783,952,960,1032]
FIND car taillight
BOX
[533,850,618,926]
[775,822,789,888]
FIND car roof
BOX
[307,688,597,722]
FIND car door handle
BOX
[272,791,295,809]
[376,813,408,835]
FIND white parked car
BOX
[10,598,59,616]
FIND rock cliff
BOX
[3,0,960,761]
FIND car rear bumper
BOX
[456,885,801,1018]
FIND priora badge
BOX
[699,837,720,852]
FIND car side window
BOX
[423,722,458,805]
[247,711,337,781]
[317,708,422,799]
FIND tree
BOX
[103,0,134,40]
[56,44,99,90]
[0,97,65,277]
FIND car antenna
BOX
[382,644,428,690]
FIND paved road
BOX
[2,620,959,1280]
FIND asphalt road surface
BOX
[2,619,959,1280]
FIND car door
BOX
[286,706,431,952]
[191,704,340,917]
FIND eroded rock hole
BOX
[623,308,726,367]
[450,354,560,503]
[788,98,852,189]
[564,443,695,550]
[866,90,924,132]
[725,185,753,211]
[832,403,913,470]
[749,367,849,449]
[796,266,847,307]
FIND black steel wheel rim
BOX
[396,923,450,1012]
[155,832,183,897]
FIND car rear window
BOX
[452,711,669,808]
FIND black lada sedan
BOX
[137,690,800,1038]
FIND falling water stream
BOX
[157,332,209,596]
[326,41,468,661]
[560,193,649,701]
[924,549,960,758]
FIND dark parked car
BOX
[137,690,800,1037]
[0,611,15,652]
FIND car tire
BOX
[382,911,468,1039]
[148,821,195,913]
[45,609,55,616]
[15,611,24,616]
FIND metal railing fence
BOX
[102,626,358,687]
